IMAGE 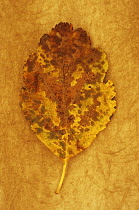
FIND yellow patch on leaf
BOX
[20,22,116,193]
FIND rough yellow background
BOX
[0,0,139,209]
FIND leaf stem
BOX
[55,159,68,194]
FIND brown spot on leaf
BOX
[25,54,37,72]
[68,135,74,141]
[41,105,46,114]
[49,131,58,139]
[57,149,65,159]
[36,127,43,134]
[79,115,90,127]
[70,128,76,134]
[68,115,75,123]
[59,141,66,149]
[50,59,58,67]
[85,128,90,131]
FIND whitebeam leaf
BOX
[20,22,116,193]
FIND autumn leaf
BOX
[20,22,116,193]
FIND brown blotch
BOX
[77,140,85,150]
[78,110,82,114]
[79,115,90,126]
[78,103,82,108]
[41,105,46,114]
[96,87,100,91]
[68,135,74,141]
[55,22,73,37]
[50,35,62,46]
[49,131,58,139]
[68,149,74,155]
[91,121,94,126]
[30,99,41,110]
[79,128,84,132]
[59,141,66,149]
[57,149,65,159]
[39,34,50,51]
[59,129,66,135]
[85,128,90,131]
[44,118,54,131]
[93,92,102,99]
[68,115,75,124]
[84,89,92,99]
[34,100,41,104]
[25,114,32,122]
[26,54,37,72]
[94,99,101,106]
[45,124,51,130]
[70,128,76,134]
[42,64,50,68]
[40,53,45,59]
[90,110,99,121]
[74,28,90,44]
[36,127,43,134]
[58,152,65,159]
[38,119,44,127]
[21,93,29,100]
[50,59,58,67]
[94,64,102,69]
[96,72,102,82]
[69,105,76,110]
[36,114,42,120]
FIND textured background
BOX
[0,0,139,209]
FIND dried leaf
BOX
[20,22,116,193]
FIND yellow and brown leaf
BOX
[20,22,116,161]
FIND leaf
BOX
[20,22,116,193]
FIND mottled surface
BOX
[20,22,116,161]
[0,0,139,209]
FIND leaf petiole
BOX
[55,159,68,194]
